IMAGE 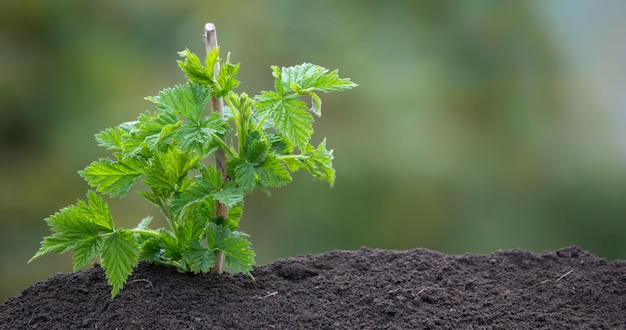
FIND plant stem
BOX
[210,132,236,158]
[204,23,227,274]
[132,228,161,237]
[277,154,309,160]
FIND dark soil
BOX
[1,246,625,329]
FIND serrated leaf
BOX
[137,236,163,262]
[204,47,220,77]
[29,235,78,262]
[121,111,181,156]
[242,130,269,164]
[204,223,253,274]
[178,122,214,156]
[182,240,217,273]
[214,61,241,97]
[84,190,115,231]
[211,187,247,209]
[285,139,335,186]
[95,122,135,151]
[156,229,183,261]
[220,233,255,275]
[256,154,292,188]
[101,229,140,298]
[267,133,294,155]
[139,111,182,152]
[178,112,229,157]
[79,157,144,197]
[200,165,223,188]
[146,84,211,122]
[29,192,115,264]
[49,193,113,238]
[171,167,222,217]
[224,204,243,231]
[72,236,105,271]
[177,211,209,244]
[233,162,256,191]
[255,91,313,151]
[278,63,357,93]
[143,147,199,193]
[177,48,214,86]
[138,229,181,264]
[205,222,227,251]
[309,140,336,186]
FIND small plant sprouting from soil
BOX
[29,24,357,298]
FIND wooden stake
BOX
[203,23,227,274]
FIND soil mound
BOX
[1,246,625,329]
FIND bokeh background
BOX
[2,0,626,302]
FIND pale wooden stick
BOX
[203,23,227,274]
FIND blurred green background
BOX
[2,0,626,302]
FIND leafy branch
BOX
[29,26,356,298]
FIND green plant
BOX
[29,41,356,297]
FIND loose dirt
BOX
[1,246,625,329]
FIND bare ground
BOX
[1,246,625,329]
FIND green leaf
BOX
[204,223,254,275]
[177,211,209,244]
[181,240,217,273]
[220,233,255,275]
[143,147,199,193]
[309,140,336,186]
[177,48,214,86]
[233,162,256,191]
[135,111,182,153]
[200,165,223,188]
[255,91,313,151]
[30,235,77,262]
[119,110,182,157]
[146,84,211,122]
[277,63,357,93]
[83,190,115,231]
[137,236,163,262]
[95,122,135,151]
[79,157,144,197]
[224,204,243,231]
[205,222,226,251]
[211,187,247,209]
[214,60,241,97]
[101,229,140,298]
[138,229,181,265]
[267,133,295,155]
[285,139,335,186]
[72,236,105,271]
[256,154,292,188]
[241,130,269,164]
[226,92,254,149]
[47,192,113,238]
[204,47,220,78]
[50,203,98,238]
[29,192,115,264]
[178,112,229,157]
[156,229,184,261]
[230,134,291,190]
[171,167,222,218]
[269,63,356,117]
